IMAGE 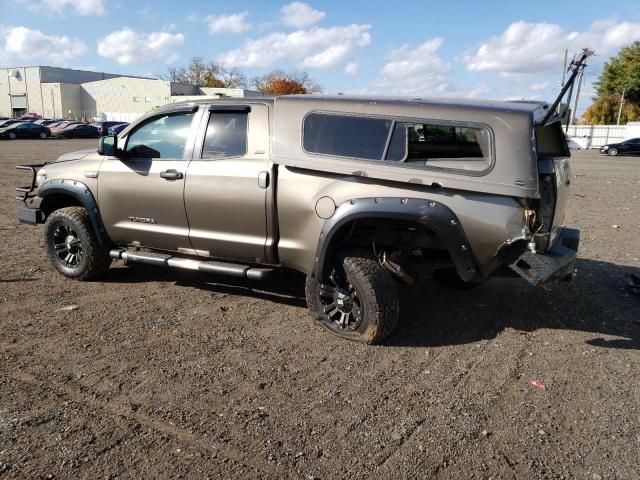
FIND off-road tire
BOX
[305,249,399,344]
[44,207,111,280]
[608,147,618,157]
[432,267,482,290]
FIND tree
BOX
[252,70,322,95]
[582,42,640,124]
[167,57,247,88]
[595,41,640,104]
[582,95,640,125]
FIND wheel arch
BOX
[39,179,111,246]
[313,197,478,282]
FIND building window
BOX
[145,97,152,102]
[133,96,140,102]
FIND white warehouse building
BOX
[0,66,264,122]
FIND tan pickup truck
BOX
[17,92,580,344]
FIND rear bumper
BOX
[508,227,579,285]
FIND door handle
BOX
[160,169,184,180]
[258,171,269,189]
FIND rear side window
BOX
[126,112,195,159]
[303,113,393,160]
[391,122,492,172]
[202,112,248,159]
[303,112,492,173]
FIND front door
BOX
[184,104,271,263]
[98,109,199,252]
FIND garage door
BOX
[10,95,27,109]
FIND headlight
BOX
[36,169,47,186]
[601,145,609,150]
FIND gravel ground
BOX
[1,140,639,479]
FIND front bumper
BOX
[508,227,580,285]
[17,205,44,225]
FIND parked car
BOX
[16,93,580,344]
[0,122,50,139]
[599,137,640,156]
[0,119,25,128]
[107,123,129,135]
[48,121,81,136]
[92,121,124,137]
[54,123,99,139]
[20,112,42,121]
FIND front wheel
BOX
[608,147,618,157]
[44,207,111,280]
[305,249,399,344]
[39,131,47,139]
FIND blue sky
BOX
[3,0,640,113]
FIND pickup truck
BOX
[16,94,580,344]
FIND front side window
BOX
[126,112,195,159]
[202,112,248,159]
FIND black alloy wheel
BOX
[52,223,83,268]
[318,272,364,331]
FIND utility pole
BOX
[570,68,584,126]
[558,49,569,116]
[616,89,625,126]
[560,49,568,88]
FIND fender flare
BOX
[313,197,478,282]
[38,179,111,246]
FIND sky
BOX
[2,0,640,114]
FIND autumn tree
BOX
[582,95,640,125]
[582,42,640,124]
[167,57,247,88]
[252,70,321,95]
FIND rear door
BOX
[184,104,271,263]
[98,107,200,252]
[626,138,640,154]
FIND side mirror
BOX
[98,135,117,156]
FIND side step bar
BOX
[109,249,274,280]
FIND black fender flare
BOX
[313,197,478,282]
[38,179,111,246]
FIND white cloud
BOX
[1,26,87,64]
[464,19,640,75]
[32,0,105,16]
[345,61,358,75]
[205,12,252,34]
[281,2,325,29]
[529,82,549,91]
[97,28,184,65]
[376,38,451,95]
[217,24,371,70]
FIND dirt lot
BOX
[1,139,639,479]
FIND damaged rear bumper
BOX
[508,228,579,285]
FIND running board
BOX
[109,249,273,280]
